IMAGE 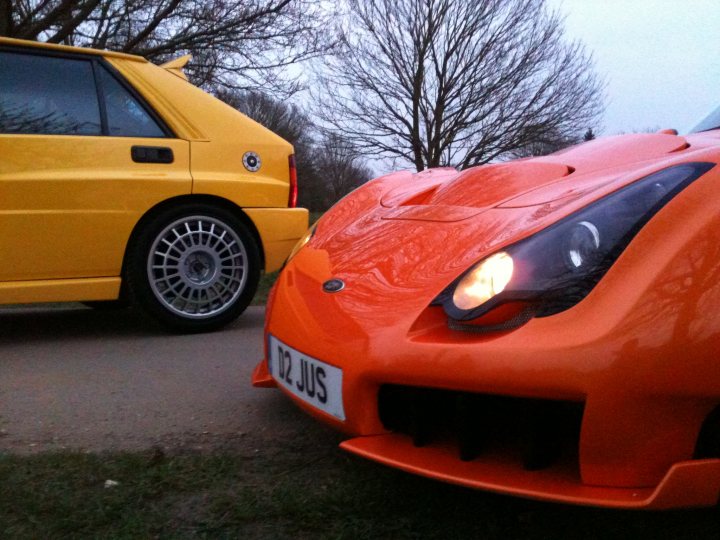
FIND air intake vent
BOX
[378,385,584,471]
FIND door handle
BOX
[131,146,174,164]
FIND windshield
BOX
[689,104,720,133]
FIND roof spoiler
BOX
[160,55,192,81]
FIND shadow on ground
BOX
[0,304,167,342]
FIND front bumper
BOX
[341,434,720,509]
[254,346,720,509]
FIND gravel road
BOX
[0,304,316,453]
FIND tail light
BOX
[288,154,298,208]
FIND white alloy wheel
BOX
[147,215,249,319]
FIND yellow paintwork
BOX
[0,278,121,304]
[0,36,145,61]
[244,208,311,271]
[109,58,295,207]
[0,37,308,305]
[0,135,191,282]
[160,55,192,81]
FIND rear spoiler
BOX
[160,55,192,81]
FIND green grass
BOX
[2,441,720,539]
[252,270,279,306]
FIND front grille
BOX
[695,405,720,459]
[378,385,584,471]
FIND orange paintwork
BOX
[340,436,720,509]
[256,128,720,509]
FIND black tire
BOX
[125,203,261,333]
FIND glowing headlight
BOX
[452,252,514,310]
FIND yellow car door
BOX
[0,47,191,283]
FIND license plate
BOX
[268,335,345,421]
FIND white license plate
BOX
[268,335,345,421]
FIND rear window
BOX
[97,65,165,138]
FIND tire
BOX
[125,203,261,333]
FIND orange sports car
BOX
[253,109,720,509]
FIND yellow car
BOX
[0,37,308,332]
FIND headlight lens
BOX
[452,252,514,310]
[563,221,601,271]
[439,162,715,324]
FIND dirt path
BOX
[0,305,315,453]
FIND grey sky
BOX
[548,0,720,135]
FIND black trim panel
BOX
[131,145,174,164]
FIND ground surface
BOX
[0,304,308,453]
[2,304,720,538]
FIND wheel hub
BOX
[183,250,217,285]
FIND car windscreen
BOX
[689,104,720,133]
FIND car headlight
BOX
[438,162,715,326]
[563,221,601,271]
[452,252,514,310]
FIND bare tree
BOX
[510,126,579,158]
[314,0,603,171]
[1,0,334,95]
[313,133,373,205]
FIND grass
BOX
[2,435,720,539]
[252,270,279,306]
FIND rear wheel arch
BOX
[122,194,266,280]
[121,195,267,332]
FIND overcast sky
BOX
[547,0,720,135]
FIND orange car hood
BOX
[379,133,689,221]
[301,133,707,328]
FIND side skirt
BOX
[0,277,121,304]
